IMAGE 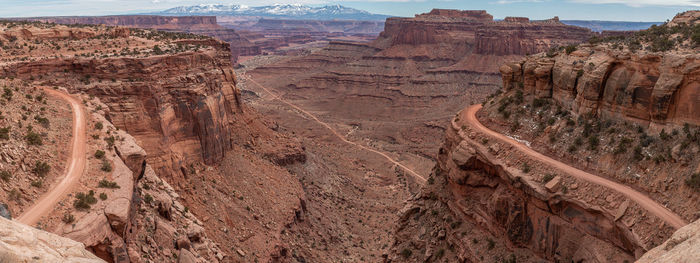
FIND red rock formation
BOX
[501,47,699,128]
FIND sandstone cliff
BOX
[500,11,700,128]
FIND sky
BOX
[1,0,698,21]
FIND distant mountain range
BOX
[154,4,391,21]
[151,4,659,31]
[561,20,660,32]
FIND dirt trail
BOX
[462,104,687,229]
[17,88,87,226]
[244,75,426,184]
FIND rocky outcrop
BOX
[637,218,700,262]
[0,217,104,262]
[500,44,700,128]
[501,11,700,128]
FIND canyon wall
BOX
[248,9,597,173]
[1,21,307,262]
[500,45,700,128]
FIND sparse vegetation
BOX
[98,179,120,189]
[62,213,75,224]
[686,173,700,191]
[32,161,50,177]
[94,150,105,159]
[542,173,555,183]
[100,160,112,172]
[73,190,97,210]
[25,130,42,145]
[99,192,108,200]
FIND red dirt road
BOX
[244,75,426,184]
[17,88,87,226]
[462,104,686,229]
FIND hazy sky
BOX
[1,0,698,21]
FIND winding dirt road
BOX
[462,104,686,229]
[244,75,426,184]
[17,88,87,226]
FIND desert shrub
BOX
[514,90,524,105]
[588,135,599,150]
[0,170,10,181]
[542,173,555,183]
[143,193,153,204]
[25,131,42,145]
[565,45,577,54]
[99,192,108,200]
[100,160,112,172]
[74,190,97,210]
[614,137,633,155]
[94,121,103,130]
[487,238,495,250]
[104,136,115,148]
[34,115,49,128]
[633,146,644,161]
[686,173,700,191]
[521,163,531,173]
[0,127,9,140]
[94,150,105,159]
[2,87,12,101]
[98,179,120,189]
[651,37,674,52]
[30,180,42,188]
[32,161,50,177]
[400,248,412,258]
[62,213,75,223]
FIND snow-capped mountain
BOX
[156,4,390,21]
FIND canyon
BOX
[0,7,697,263]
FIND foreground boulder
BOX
[0,217,104,262]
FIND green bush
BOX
[94,122,103,130]
[100,160,112,172]
[99,192,108,200]
[487,238,495,250]
[2,87,12,101]
[686,173,700,191]
[565,45,577,54]
[0,127,9,140]
[542,174,555,183]
[62,213,75,223]
[521,163,531,173]
[34,115,49,128]
[94,150,105,159]
[0,170,10,181]
[25,131,42,145]
[73,190,97,210]
[32,161,50,177]
[98,179,120,189]
[143,193,153,204]
[30,180,42,188]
